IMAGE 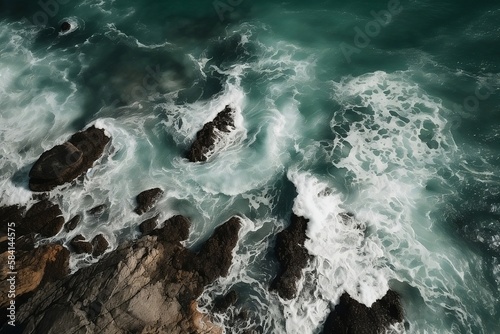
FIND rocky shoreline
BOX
[1,116,405,333]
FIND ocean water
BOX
[1,0,499,333]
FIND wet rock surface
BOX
[19,200,65,238]
[134,188,164,215]
[271,214,310,299]
[29,126,110,192]
[5,216,240,333]
[187,105,235,162]
[321,290,404,334]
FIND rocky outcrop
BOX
[187,105,235,162]
[70,235,93,254]
[64,215,81,232]
[189,216,241,285]
[18,200,65,238]
[271,214,310,299]
[134,188,164,215]
[91,234,109,257]
[29,126,110,192]
[9,216,241,333]
[321,290,404,334]
[0,244,70,308]
[139,214,160,235]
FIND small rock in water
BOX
[88,204,107,217]
[91,234,109,257]
[70,235,92,254]
[61,22,71,33]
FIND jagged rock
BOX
[153,215,191,243]
[321,290,404,334]
[18,200,64,238]
[213,290,238,313]
[9,215,241,334]
[191,217,241,284]
[64,215,81,232]
[29,126,110,192]
[88,204,107,217]
[139,214,160,235]
[91,234,109,257]
[271,214,310,299]
[187,105,235,162]
[134,188,164,215]
[0,244,69,308]
[70,235,92,254]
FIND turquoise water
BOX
[0,0,499,332]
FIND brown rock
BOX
[271,214,310,299]
[0,244,69,308]
[187,105,235,162]
[70,235,92,254]
[29,126,110,192]
[134,188,164,215]
[91,234,109,257]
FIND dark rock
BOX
[64,215,81,232]
[9,214,243,334]
[0,205,25,244]
[91,234,109,257]
[187,105,235,162]
[88,204,107,217]
[191,216,241,284]
[16,233,36,251]
[213,290,238,313]
[19,200,64,237]
[70,235,92,254]
[134,188,164,215]
[60,21,71,32]
[154,215,191,243]
[29,142,82,181]
[271,214,310,299]
[139,214,159,235]
[322,290,404,334]
[29,126,110,192]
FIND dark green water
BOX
[0,0,499,332]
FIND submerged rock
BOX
[321,290,404,334]
[29,126,110,192]
[213,290,238,313]
[64,215,81,232]
[88,204,107,217]
[270,214,310,299]
[187,105,235,162]
[134,188,164,215]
